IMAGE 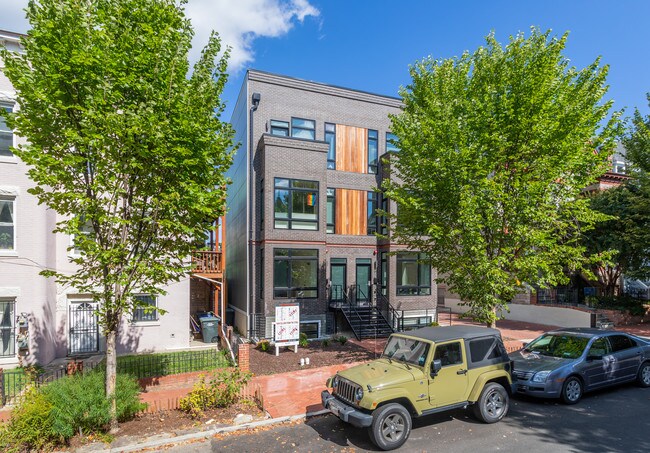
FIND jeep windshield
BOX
[382,336,430,367]
[523,333,589,359]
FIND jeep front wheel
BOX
[473,382,509,424]
[368,403,412,451]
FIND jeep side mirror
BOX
[431,359,442,377]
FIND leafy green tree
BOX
[383,28,619,327]
[1,0,234,430]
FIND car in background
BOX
[510,328,650,404]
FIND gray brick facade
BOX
[226,70,439,338]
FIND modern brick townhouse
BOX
[226,70,439,341]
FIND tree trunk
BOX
[486,305,497,329]
[106,329,118,434]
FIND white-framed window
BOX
[300,320,321,339]
[70,217,94,256]
[132,294,158,322]
[0,197,15,252]
[0,103,13,158]
[0,299,16,358]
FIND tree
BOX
[1,0,234,430]
[383,28,619,327]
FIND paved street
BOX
[166,384,650,453]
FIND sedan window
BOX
[588,337,611,357]
[524,334,589,359]
[609,335,636,352]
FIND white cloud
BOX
[0,0,319,71]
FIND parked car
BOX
[321,326,512,451]
[510,328,650,404]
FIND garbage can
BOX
[200,315,221,343]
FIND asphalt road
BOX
[168,384,650,453]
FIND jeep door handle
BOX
[456,369,467,375]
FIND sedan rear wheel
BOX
[637,362,650,388]
[561,376,583,404]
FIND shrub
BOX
[299,332,309,347]
[179,368,252,418]
[257,340,270,352]
[0,387,59,452]
[337,335,348,345]
[321,338,331,348]
[0,370,145,450]
[429,321,440,327]
[595,295,648,317]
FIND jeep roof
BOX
[402,325,502,342]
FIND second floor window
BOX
[325,123,336,169]
[274,178,318,230]
[0,104,13,157]
[386,132,399,153]
[291,118,315,140]
[270,120,290,136]
[0,198,15,251]
[367,191,378,235]
[396,252,431,296]
[368,129,378,174]
[327,188,335,234]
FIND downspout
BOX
[248,92,261,338]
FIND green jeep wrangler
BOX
[321,326,512,450]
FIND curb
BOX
[95,409,331,453]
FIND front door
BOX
[330,259,347,304]
[355,259,372,306]
[69,301,99,355]
[429,340,469,407]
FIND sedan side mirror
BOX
[431,359,442,378]
[587,353,603,361]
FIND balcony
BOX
[191,250,223,278]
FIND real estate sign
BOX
[273,303,300,356]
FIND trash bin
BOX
[200,315,220,343]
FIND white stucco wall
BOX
[445,298,592,328]
[1,32,193,367]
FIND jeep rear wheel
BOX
[473,382,509,424]
[368,403,412,451]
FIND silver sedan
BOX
[509,328,650,404]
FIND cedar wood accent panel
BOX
[335,189,367,235]
[335,124,368,173]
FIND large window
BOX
[386,132,399,153]
[0,198,15,251]
[379,251,387,296]
[132,294,158,322]
[396,252,431,296]
[270,120,289,136]
[291,117,315,140]
[367,191,378,235]
[368,129,378,174]
[71,217,94,255]
[273,249,318,298]
[0,103,13,157]
[379,193,388,235]
[325,123,336,169]
[274,178,319,230]
[0,300,15,357]
[327,188,335,234]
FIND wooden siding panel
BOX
[336,124,368,173]
[335,189,367,235]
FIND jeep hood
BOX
[336,358,423,389]
[509,350,571,373]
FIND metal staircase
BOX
[330,285,394,340]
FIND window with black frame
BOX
[274,178,319,230]
[325,123,336,169]
[273,249,318,298]
[0,300,15,357]
[386,132,399,153]
[368,129,378,174]
[291,117,315,140]
[326,188,335,233]
[396,252,431,295]
[132,295,158,322]
[270,120,289,136]
[0,103,13,157]
[367,191,378,235]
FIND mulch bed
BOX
[249,339,381,375]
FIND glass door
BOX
[330,258,347,305]
[356,259,372,306]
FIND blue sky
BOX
[2,0,649,122]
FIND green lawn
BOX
[116,348,231,379]
[1,368,27,404]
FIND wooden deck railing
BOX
[191,251,223,274]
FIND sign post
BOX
[272,303,300,356]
